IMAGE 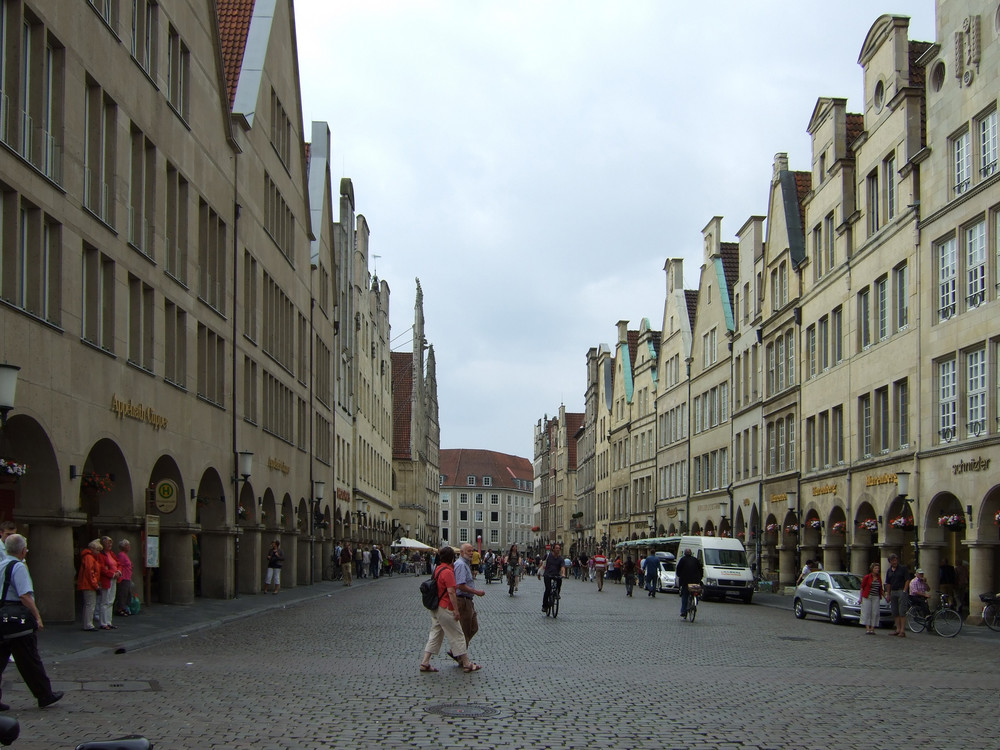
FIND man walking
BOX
[643,549,659,597]
[591,549,608,591]
[452,543,485,660]
[884,553,910,637]
[370,545,382,579]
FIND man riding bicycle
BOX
[675,548,703,620]
[539,543,566,613]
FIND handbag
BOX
[0,562,36,640]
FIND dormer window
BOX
[466,476,476,486]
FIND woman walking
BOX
[419,546,481,673]
[859,562,884,634]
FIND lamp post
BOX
[787,489,799,577]
[233,450,253,598]
[311,480,325,583]
[720,501,728,537]
[0,364,19,429]
[895,470,915,565]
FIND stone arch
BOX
[0,412,61,515]
[734,506,746,542]
[975,484,1000,543]
[704,520,716,537]
[80,437,133,525]
[194,467,228,598]
[690,521,702,536]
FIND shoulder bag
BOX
[0,562,36,640]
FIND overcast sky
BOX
[295,1,936,459]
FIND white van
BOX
[674,536,754,603]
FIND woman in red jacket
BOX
[859,562,884,634]
[97,536,121,630]
[76,540,102,631]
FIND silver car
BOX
[793,571,892,626]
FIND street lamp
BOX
[787,488,799,574]
[311,480,325,583]
[0,364,19,429]
[232,450,253,599]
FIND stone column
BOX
[821,544,842,571]
[917,544,941,598]
[239,524,263,594]
[321,538,333,579]
[27,521,77,622]
[199,527,235,598]
[159,526,196,604]
[777,545,796,588]
[966,542,996,625]
[281,531,299,588]
[297,533,310,585]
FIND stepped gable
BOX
[217,0,256,110]
[391,351,413,460]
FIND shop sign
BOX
[267,458,290,474]
[110,394,168,430]
[865,473,898,487]
[953,456,991,474]
[770,493,789,503]
[812,484,838,496]
[336,488,351,502]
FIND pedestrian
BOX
[340,542,353,587]
[622,556,637,597]
[264,540,283,594]
[938,558,956,604]
[587,555,595,582]
[370,545,382,579]
[906,568,930,606]
[539,543,566,613]
[452,543,485,658]
[353,545,363,580]
[643,549,659,597]
[796,559,813,586]
[361,546,370,578]
[0,534,63,709]
[506,543,521,594]
[471,548,481,580]
[419,546,480,673]
[97,536,120,630]
[114,539,134,617]
[884,553,909,637]
[76,539,102,631]
[591,549,608,591]
[860,562,884,634]
[675,548,703,620]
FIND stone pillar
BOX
[778,545,796,587]
[281,531,299,588]
[821,544,842,571]
[297,534,310,585]
[321,538,333,579]
[199,527,235,599]
[239,525,263,594]
[29,522,77,622]
[966,542,996,625]
[917,544,941,597]
[159,527,196,604]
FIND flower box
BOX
[889,515,915,530]
[937,514,965,530]
[765,523,780,534]
[784,524,799,535]
[857,518,878,532]
[81,472,113,493]
[0,458,27,479]
[831,521,847,534]
[808,519,821,530]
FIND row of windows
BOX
[935,212,998,321]
[858,263,909,349]
[804,308,845,379]
[440,492,531,507]
[657,404,687,447]
[937,342,998,442]
[952,107,997,196]
[693,382,729,433]
[441,509,527,524]
[692,448,728,494]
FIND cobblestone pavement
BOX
[5,574,999,749]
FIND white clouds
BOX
[296,0,936,457]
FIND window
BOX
[167,25,189,118]
[860,393,872,458]
[818,316,829,370]
[241,355,255,422]
[84,80,116,223]
[785,330,795,386]
[966,221,986,308]
[483,477,492,487]
[459,510,468,522]
[270,88,291,166]
[859,287,871,349]
[243,251,256,341]
[703,328,717,368]
[937,238,957,321]
[164,299,186,387]
[474,511,483,523]
[893,263,908,331]
[198,324,226,408]
[127,273,153,371]
[459,528,468,543]
[824,213,835,271]
[953,129,972,195]
[806,326,816,378]
[475,493,483,504]
[777,419,786,472]
[490,529,498,544]
[875,387,889,454]
[459,493,468,503]
[128,125,156,256]
[466,476,475,486]
[264,173,295,261]
[164,164,188,281]
[894,379,909,449]
[818,411,830,467]
[966,347,987,436]
[82,244,114,350]
[866,170,880,235]
[938,358,957,441]
[88,0,119,29]
[490,511,498,523]
[979,109,997,178]
[1,194,61,323]
[884,154,896,221]
[130,0,157,78]
[832,405,844,464]
[812,224,823,279]
[832,307,843,363]
[441,510,449,522]
[875,276,888,341]
[198,199,226,312]
[490,493,499,505]
[9,15,63,182]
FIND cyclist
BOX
[675,548,703,621]
[539,543,566,614]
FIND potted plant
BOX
[0,458,27,483]
[237,504,248,521]
[81,472,113,494]
[937,514,965,531]
[994,509,1000,527]
[784,523,799,535]
[736,530,746,541]
[857,518,878,532]
[831,521,847,535]
[808,519,821,530]
[765,522,780,534]
[889,515,915,530]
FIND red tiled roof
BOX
[391,351,412,460]
[793,171,812,238]
[846,112,864,150]
[627,329,639,378]
[439,449,533,490]
[909,40,932,148]
[216,0,256,111]
[685,290,699,330]
[720,242,739,302]
[564,412,585,470]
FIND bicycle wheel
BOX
[551,587,560,618]
[689,598,697,623]
[905,606,926,633]
[983,603,1000,631]
[933,608,962,638]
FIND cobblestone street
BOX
[6,574,999,749]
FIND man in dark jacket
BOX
[675,548,703,620]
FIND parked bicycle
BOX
[979,592,1000,631]
[906,593,962,637]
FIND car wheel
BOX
[741,591,753,604]
[793,598,806,619]
[828,602,842,625]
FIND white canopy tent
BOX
[391,537,433,550]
